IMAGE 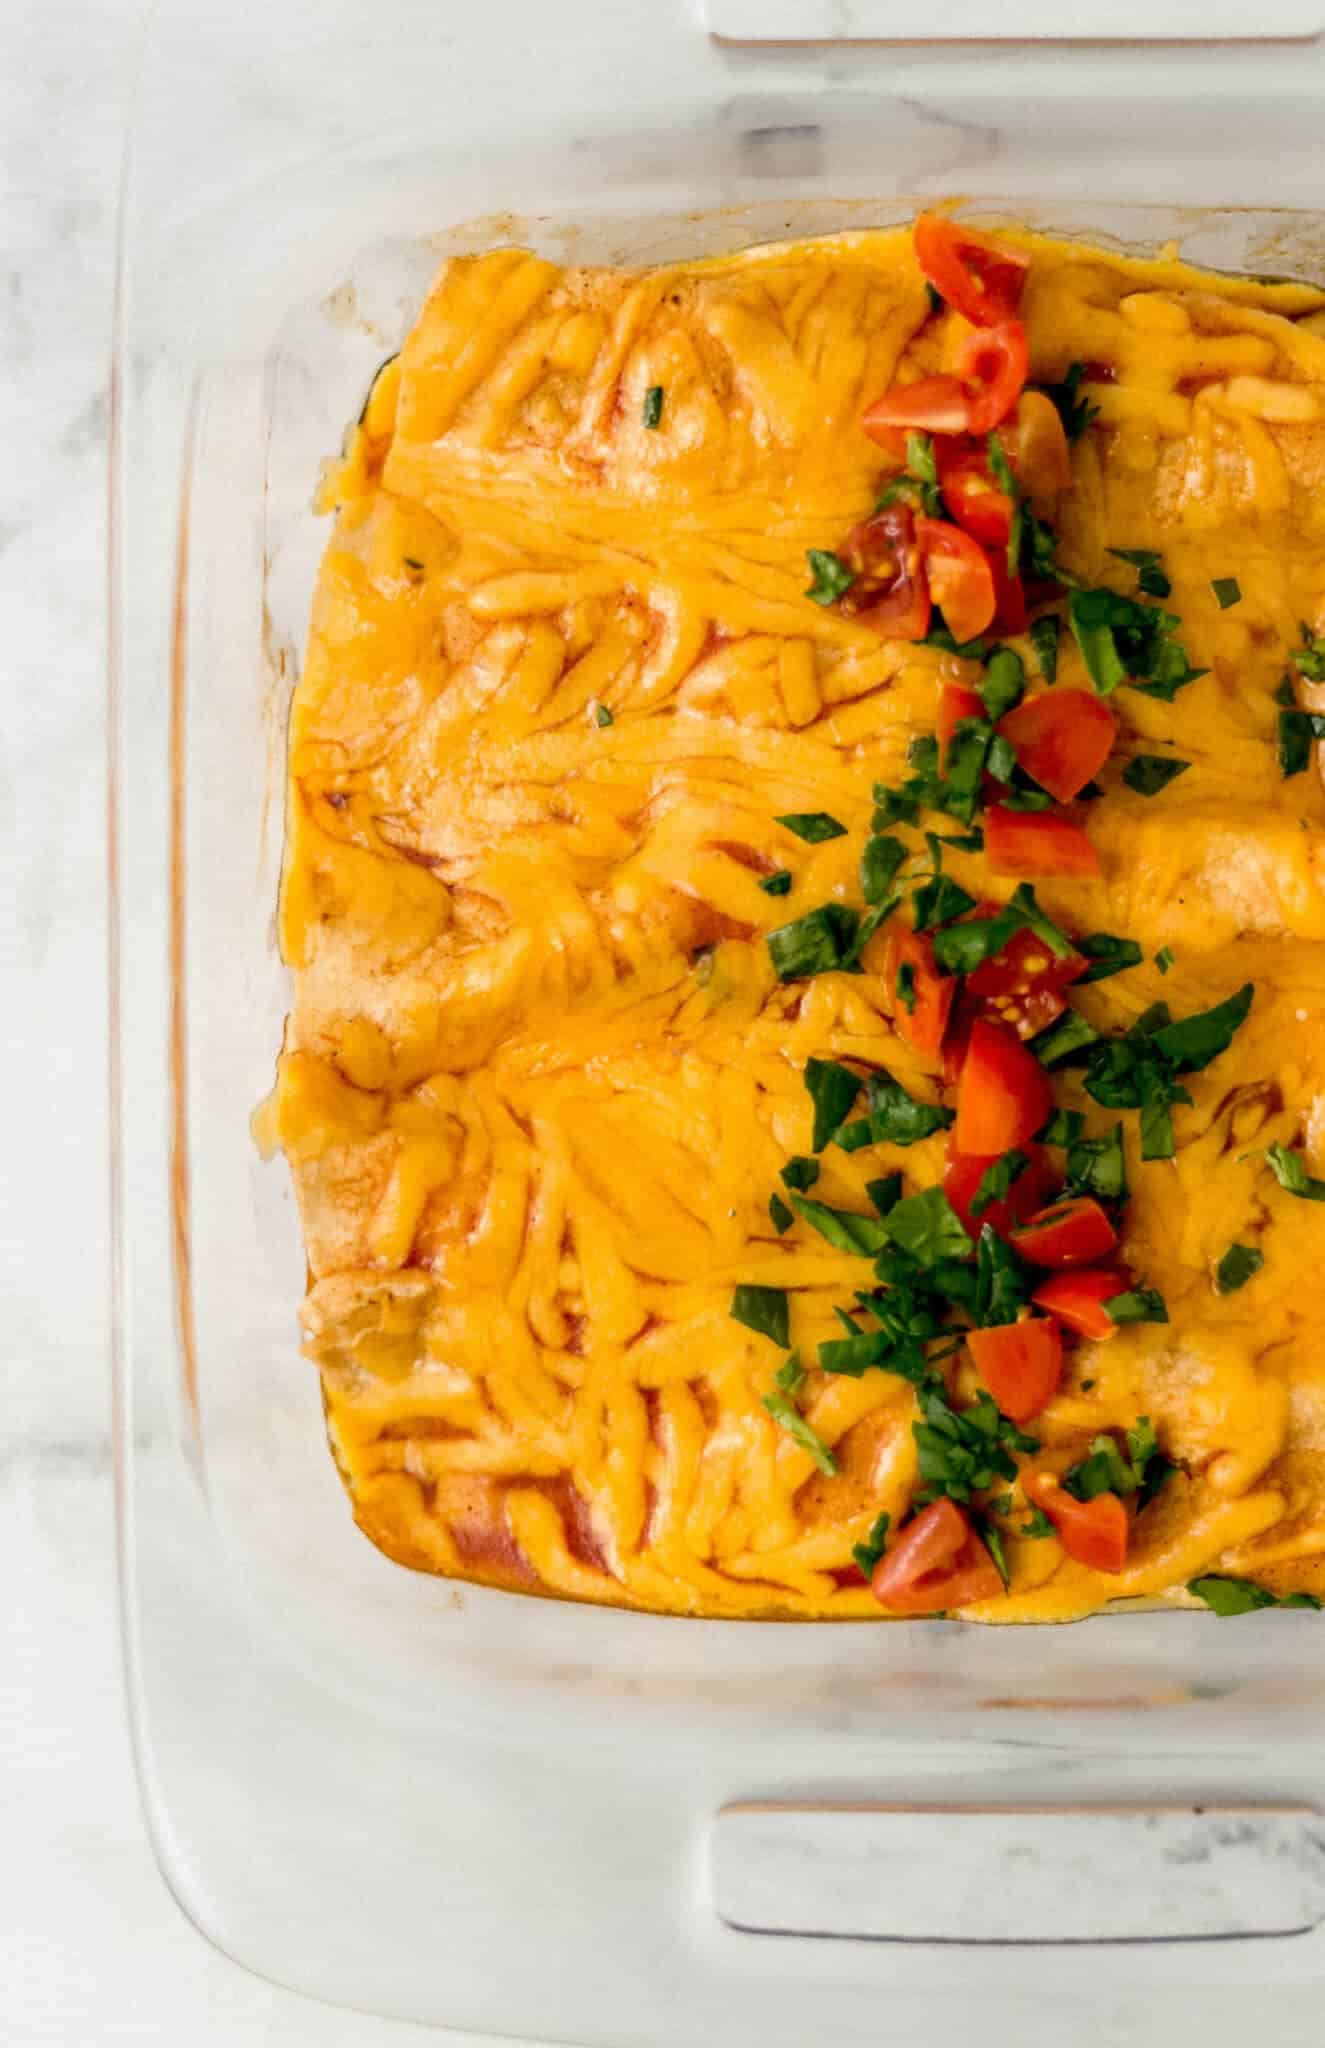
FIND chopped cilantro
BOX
[979,1518,1011,1588]
[805,549,856,606]
[1104,1285,1169,1326]
[759,870,792,897]
[1021,1506,1055,1538]
[595,703,614,727]
[767,903,861,981]
[642,385,664,429]
[895,960,917,1013]
[776,811,847,843]
[730,1285,790,1348]
[1027,1009,1099,1068]
[1109,547,1171,600]
[970,1150,1030,1218]
[803,1057,863,1150]
[1278,708,1325,778]
[791,1196,892,1257]
[1211,576,1241,610]
[1030,613,1060,683]
[883,1185,973,1265]
[768,1192,794,1234]
[1064,1123,1129,1202]
[1259,1143,1325,1202]
[1154,946,1174,975]
[861,833,906,905]
[912,873,977,932]
[780,1156,819,1193]
[1075,933,1145,984]
[1064,1416,1170,1506]
[1215,1243,1262,1294]
[979,647,1026,722]
[1122,755,1190,797]
[1068,586,1204,701]
[866,1173,904,1216]
[763,1388,838,1474]
[1292,623,1325,681]
[852,1510,892,1578]
[913,1387,1038,1507]
[1188,1575,1321,1616]
[1042,362,1099,442]
[974,1223,1030,1329]
[1039,1108,1085,1148]
[835,1076,954,1153]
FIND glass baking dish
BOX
[110,1,1325,2036]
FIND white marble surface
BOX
[9,5,1325,2045]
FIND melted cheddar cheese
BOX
[270,225,1325,1620]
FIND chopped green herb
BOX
[1027,1009,1100,1068]
[842,898,898,971]
[1215,1243,1263,1294]
[1065,1416,1170,1505]
[594,703,614,728]
[1278,708,1325,778]
[780,1156,820,1193]
[805,549,855,607]
[774,1351,806,1395]
[923,623,989,659]
[642,385,664,429]
[935,827,985,853]
[852,1510,892,1578]
[1122,754,1191,797]
[1154,947,1174,975]
[1109,547,1172,601]
[926,282,944,315]
[1042,362,1099,442]
[876,432,944,517]
[1008,883,1075,960]
[1030,613,1060,683]
[1276,675,1298,707]
[883,1185,973,1266]
[1021,1506,1056,1538]
[1188,1575,1322,1616]
[1211,576,1241,610]
[979,1518,1011,1588]
[803,1058,863,1151]
[1292,623,1325,681]
[932,906,1024,975]
[970,1150,1031,1218]
[895,960,917,1014]
[1104,1286,1169,1326]
[1149,982,1254,1070]
[1075,933,1145,984]
[1039,1108,1085,1148]
[767,903,861,981]
[1079,1379,1096,1393]
[861,833,906,905]
[866,1173,904,1216]
[1260,1143,1325,1202]
[1068,586,1204,701]
[985,732,1019,784]
[791,1195,892,1257]
[1065,1123,1129,1202]
[731,1284,790,1348]
[776,811,847,843]
[979,647,1026,722]
[913,1387,1038,1507]
[974,1223,1030,1329]
[835,1075,954,1153]
[912,873,978,932]
[769,1192,794,1235]
[762,1389,838,1474]
[759,870,792,897]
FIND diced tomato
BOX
[883,926,956,1061]
[967,1317,1063,1424]
[863,374,971,440]
[913,215,1030,330]
[938,680,985,763]
[936,436,1015,550]
[1031,1267,1129,1340]
[1025,1470,1129,1574]
[1005,390,1072,516]
[965,911,1086,1040]
[839,502,932,640]
[998,690,1119,803]
[862,320,1028,444]
[871,1499,1003,1613]
[955,321,1031,435]
[943,1142,1055,1241]
[917,519,997,643]
[1012,1197,1119,1268]
[955,1017,1054,1156]
[984,806,1101,879]
[986,546,1028,635]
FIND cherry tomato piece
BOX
[965,911,1086,1040]
[1031,1267,1130,1340]
[871,1500,1004,1613]
[984,806,1101,879]
[942,1142,1056,1242]
[839,502,933,641]
[1011,1197,1120,1268]
[913,215,1030,329]
[936,437,1016,550]
[917,518,997,643]
[955,320,1031,435]
[1025,1471,1129,1573]
[938,680,985,764]
[955,1017,1054,1156]
[967,1317,1064,1424]
[998,690,1119,804]
[862,374,971,440]
[884,926,957,1062]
